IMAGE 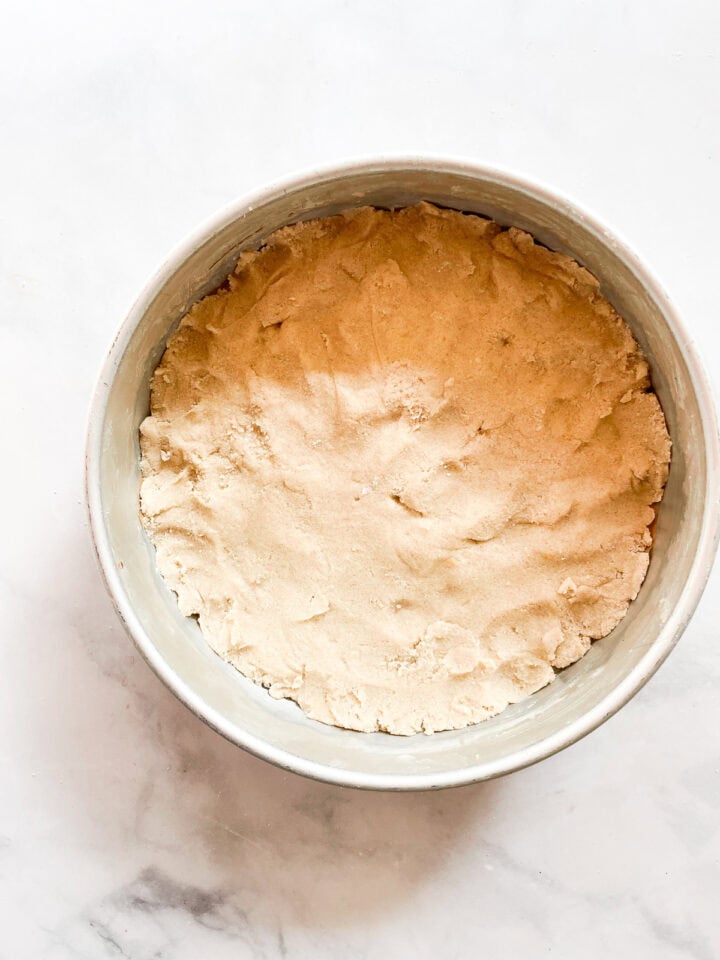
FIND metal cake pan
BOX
[86,158,720,789]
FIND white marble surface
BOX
[2,1,719,956]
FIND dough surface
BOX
[139,203,670,735]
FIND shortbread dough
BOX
[140,203,670,735]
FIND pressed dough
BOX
[139,203,671,735]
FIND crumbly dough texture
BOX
[140,203,670,735]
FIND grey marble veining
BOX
[1,1,719,957]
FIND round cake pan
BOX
[86,158,720,790]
